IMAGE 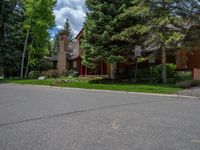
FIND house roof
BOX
[49,55,58,62]
[75,28,84,39]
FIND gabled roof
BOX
[75,28,84,40]
[49,55,58,62]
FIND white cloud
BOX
[54,0,86,36]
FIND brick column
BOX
[57,30,69,73]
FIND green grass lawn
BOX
[0,78,181,94]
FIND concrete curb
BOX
[5,83,199,100]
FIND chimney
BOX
[57,30,69,73]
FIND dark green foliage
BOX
[29,56,51,72]
[21,0,56,78]
[82,0,132,68]
[136,68,155,79]
[175,71,192,81]
[0,0,56,78]
[114,0,200,83]
[183,27,200,51]
[153,64,176,82]
[0,0,24,78]
[28,71,40,79]
[68,69,79,77]
[50,33,60,55]
[41,70,59,78]
[64,19,74,43]
[0,66,3,76]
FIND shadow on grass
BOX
[88,79,177,88]
[0,78,25,84]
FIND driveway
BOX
[177,86,200,98]
[0,84,200,150]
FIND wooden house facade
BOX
[50,29,200,79]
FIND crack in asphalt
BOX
[0,100,159,128]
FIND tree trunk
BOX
[20,28,30,79]
[110,63,117,79]
[161,45,167,84]
[24,52,30,78]
[24,40,33,78]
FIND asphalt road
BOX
[0,84,200,150]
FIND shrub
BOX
[175,71,192,81]
[153,64,176,82]
[59,71,68,77]
[67,69,79,77]
[136,68,155,79]
[41,70,59,78]
[168,78,176,84]
[28,71,40,79]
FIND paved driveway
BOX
[0,84,200,150]
[177,86,200,98]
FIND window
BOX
[73,61,77,68]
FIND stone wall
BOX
[57,31,69,73]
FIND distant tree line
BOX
[0,0,56,78]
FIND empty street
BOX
[0,84,200,150]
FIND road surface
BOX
[0,84,200,150]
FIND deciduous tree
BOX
[115,0,200,83]
[21,0,56,78]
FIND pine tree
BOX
[82,0,131,78]
[64,19,74,43]
[50,33,60,56]
[115,0,200,83]
[0,0,24,77]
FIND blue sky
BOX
[50,0,86,37]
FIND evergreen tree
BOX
[50,33,60,56]
[115,0,200,83]
[64,19,74,43]
[0,0,24,77]
[82,0,132,78]
[50,19,74,57]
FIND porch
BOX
[79,62,110,76]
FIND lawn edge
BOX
[5,83,198,100]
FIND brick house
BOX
[176,49,200,80]
[50,29,200,79]
[176,49,200,70]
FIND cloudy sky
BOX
[51,0,86,37]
